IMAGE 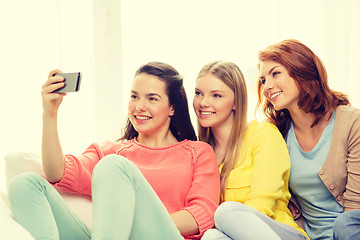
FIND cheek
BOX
[192,98,199,109]
[128,101,135,113]
[262,88,269,99]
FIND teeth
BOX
[200,111,213,115]
[136,116,150,120]
[271,92,282,100]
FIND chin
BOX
[273,104,286,111]
[198,121,213,128]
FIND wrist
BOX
[43,111,58,120]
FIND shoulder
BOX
[335,105,360,120]
[183,140,216,164]
[245,120,287,152]
[94,140,131,155]
[246,120,282,138]
[184,140,213,151]
[334,105,360,131]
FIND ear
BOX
[232,103,236,111]
[169,105,175,116]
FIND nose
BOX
[263,77,274,93]
[200,95,210,107]
[136,99,146,111]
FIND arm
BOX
[171,210,198,236]
[41,69,67,183]
[245,122,290,217]
[176,142,220,238]
[343,109,360,209]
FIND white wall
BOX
[119,0,360,126]
[1,0,359,192]
[0,0,95,192]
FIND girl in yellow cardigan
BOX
[193,61,308,239]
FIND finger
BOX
[42,82,66,94]
[42,75,65,89]
[48,69,63,78]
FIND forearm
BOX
[345,207,360,212]
[171,210,199,236]
[42,112,65,183]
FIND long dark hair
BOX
[256,39,349,137]
[120,62,197,141]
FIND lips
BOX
[199,110,214,118]
[270,91,282,100]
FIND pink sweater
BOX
[54,139,220,239]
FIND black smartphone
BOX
[53,72,82,93]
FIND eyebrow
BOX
[260,65,281,79]
[131,90,162,98]
[195,88,226,93]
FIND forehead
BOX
[196,73,233,92]
[132,73,167,94]
[259,60,283,74]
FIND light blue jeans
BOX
[333,209,360,240]
[201,201,307,240]
[8,154,184,240]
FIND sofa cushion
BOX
[4,152,93,229]
[0,196,35,239]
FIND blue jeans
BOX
[8,154,184,240]
[333,209,360,240]
[202,201,307,240]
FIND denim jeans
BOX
[8,154,184,240]
[333,209,360,240]
[202,201,307,240]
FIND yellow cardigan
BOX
[222,120,309,239]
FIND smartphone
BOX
[53,72,82,93]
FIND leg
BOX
[7,172,91,240]
[333,209,360,240]
[214,201,307,240]
[91,154,184,240]
[202,228,231,240]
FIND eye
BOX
[130,94,138,99]
[272,71,280,77]
[149,97,158,101]
[194,90,202,96]
[260,78,266,85]
[213,94,222,98]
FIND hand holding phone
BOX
[53,72,82,93]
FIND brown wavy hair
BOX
[196,61,247,202]
[256,39,349,137]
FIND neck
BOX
[137,130,178,148]
[211,115,234,148]
[210,114,235,165]
[289,107,332,134]
[212,125,231,149]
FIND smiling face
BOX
[259,60,300,111]
[193,73,235,128]
[128,73,174,137]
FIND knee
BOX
[8,172,44,203]
[92,154,135,178]
[215,201,249,219]
[214,201,255,229]
[201,229,221,240]
[333,210,360,240]
[215,201,244,223]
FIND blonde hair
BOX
[196,60,248,202]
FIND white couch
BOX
[0,152,93,239]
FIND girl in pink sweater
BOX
[8,62,220,240]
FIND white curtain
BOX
[1,0,359,191]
